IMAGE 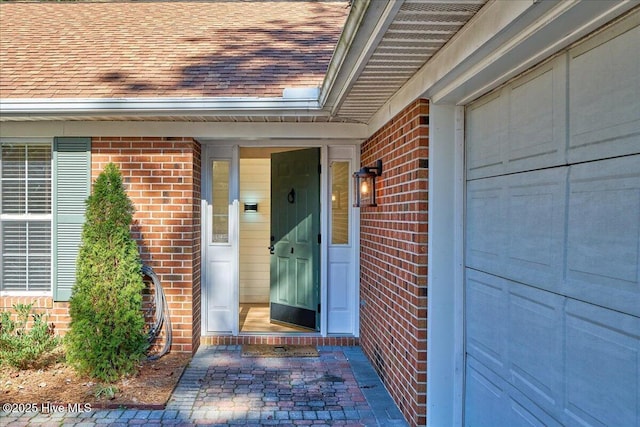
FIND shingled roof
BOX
[0,1,349,99]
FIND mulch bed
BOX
[0,352,191,409]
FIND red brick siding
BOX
[1,137,202,355]
[93,137,201,354]
[202,336,359,346]
[190,142,202,354]
[359,99,429,427]
[0,297,69,336]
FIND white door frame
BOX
[201,144,240,335]
[201,140,360,337]
[426,105,466,427]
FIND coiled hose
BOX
[142,265,172,360]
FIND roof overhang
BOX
[2,0,637,139]
[320,0,487,123]
[0,95,368,140]
[319,0,405,115]
[320,0,639,133]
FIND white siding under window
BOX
[1,142,52,292]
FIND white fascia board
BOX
[0,97,325,119]
[0,120,368,140]
[319,0,405,114]
[319,0,373,108]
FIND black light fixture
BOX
[353,159,382,207]
[244,202,258,213]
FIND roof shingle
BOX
[0,1,349,99]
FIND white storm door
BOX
[203,145,239,334]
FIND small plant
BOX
[0,303,60,369]
[94,384,119,400]
[66,163,148,382]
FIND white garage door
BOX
[464,14,639,427]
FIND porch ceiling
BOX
[329,0,487,123]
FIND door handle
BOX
[268,244,275,254]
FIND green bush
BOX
[66,162,148,382]
[0,303,60,369]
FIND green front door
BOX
[270,148,320,330]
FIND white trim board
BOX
[427,104,465,426]
[0,121,368,141]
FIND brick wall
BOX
[190,142,202,353]
[359,99,429,427]
[93,137,202,354]
[0,297,69,336]
[1,137,202,355]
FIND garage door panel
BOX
[465,355,508,427]
[464,14,640,426]
[507,56,567,174]
[467,56,567,181]
[565,300,640,427]
[466,269,508,375]
[467,169,566,291]
[466,179,504,273]
[505,168,566,289]
[466,270,565,415]
[508,283,563,414]
[566,154,640,316]
[465,355,564,427]
[508,389,563,427]
[466,273,640,426]
[467,91,506,180]
[569,23,640,163]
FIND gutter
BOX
[0,97,326,119]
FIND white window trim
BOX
[0,138,54,296]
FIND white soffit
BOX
[364,0,639,133]
[333,0,486,123]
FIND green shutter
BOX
[53,137,91,302]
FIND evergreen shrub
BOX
[0,303,60,369]
[66,163,147,382]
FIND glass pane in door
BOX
[331,161,349,245]
[212,160,230,243]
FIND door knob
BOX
[268,244,275,254]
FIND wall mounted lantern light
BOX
[244,202,258,213]
[353,159,382,207]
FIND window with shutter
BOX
[0,141,52,292]
[1,138,90,298]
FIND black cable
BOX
[142,265,172,360]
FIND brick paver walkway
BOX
[1,346,408,426]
